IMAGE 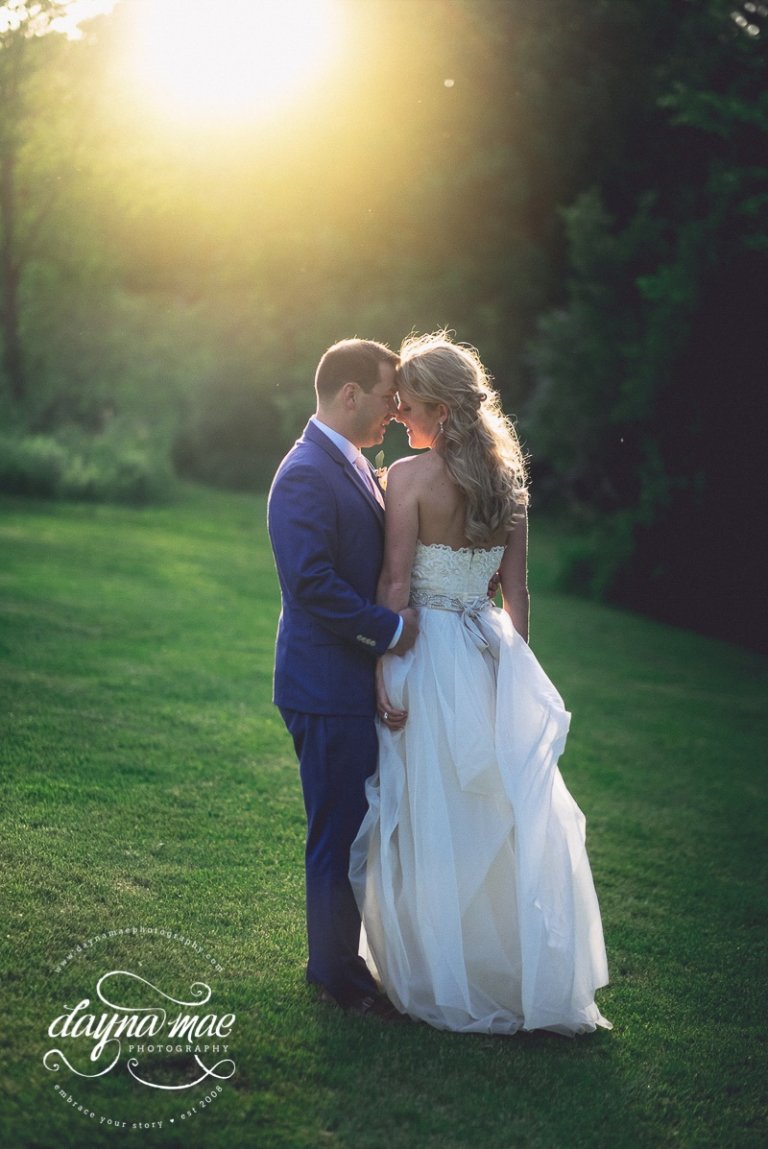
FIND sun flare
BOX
[129,0,342,123]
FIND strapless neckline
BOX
[416,540,505,556]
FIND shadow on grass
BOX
[251,977,627,1149]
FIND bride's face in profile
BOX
[395,388,443,450]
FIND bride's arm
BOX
[499,506,530,643]
[375,461,420,728]
[376,460,420,612]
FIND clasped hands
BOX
[377,607,418,730]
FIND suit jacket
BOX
[267,420,400,715]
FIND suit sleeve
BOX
[268,460,400,656]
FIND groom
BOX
[267,338,418,1019]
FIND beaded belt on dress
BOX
[410,590,491,613]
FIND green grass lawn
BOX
[1,488,766,1149]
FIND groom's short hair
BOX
[315,339,399,400]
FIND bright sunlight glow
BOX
[56,1,117,38]
[129,0,342,124]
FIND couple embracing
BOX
[267,333,611,1035]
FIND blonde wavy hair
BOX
[397,331,528,546]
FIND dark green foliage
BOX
[617,248,766,645]
[0,432,67,497]
[0,424,176,504]
[172,374,290,492]
[525,2,768,650]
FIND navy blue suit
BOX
[267,420,399,1003]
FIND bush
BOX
[0,434,67,497]
[0,429,176,505]
[172,376,289,491]
[554,511,640,602]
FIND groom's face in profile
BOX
[353,362,398,448]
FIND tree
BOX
[0,0,70,403]
[525,0,768,649]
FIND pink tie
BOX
[354,454,385,507]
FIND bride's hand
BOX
[376,659,407,730]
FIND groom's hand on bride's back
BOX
[391,608,419,655]
[487,569,501,600]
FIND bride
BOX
[349,332,612,1035]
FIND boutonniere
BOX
[374,450,388,491]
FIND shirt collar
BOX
[311,416,361,466]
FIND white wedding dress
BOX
[349,541,611,1035]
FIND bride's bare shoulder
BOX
[387,453,435,484]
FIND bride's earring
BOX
[438,421,444,435]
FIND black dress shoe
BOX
[347,992,409,1022]
[316,987,408,1022]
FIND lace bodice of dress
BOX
[410,541,505,605]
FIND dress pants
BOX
[280,708,380,1004]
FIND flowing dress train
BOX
[349,542,612,1035]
